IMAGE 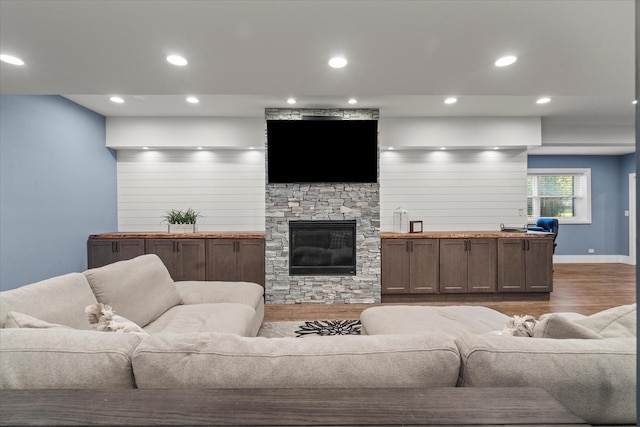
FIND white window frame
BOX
[527,168,592,224]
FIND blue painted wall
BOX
[0,95,117,291]
[528,154,636,256]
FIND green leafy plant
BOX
[162,208,200,224]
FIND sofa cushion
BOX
[143,303,257,336]
[132,332,460,389]
[0,328,142,389]
[0,273,97,330]
[83,254,182,328]
[360,305,510,338]
[455,333,636,425]
[4,312,73,330]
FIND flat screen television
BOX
[266,119,378,183]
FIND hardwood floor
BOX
[264,263,636,321]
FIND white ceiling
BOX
[0,0,636,154]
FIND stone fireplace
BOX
[264,108,381,304]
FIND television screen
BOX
[266,119,378,183]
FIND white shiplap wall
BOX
[117,149,265,232]
[380,149,528,231]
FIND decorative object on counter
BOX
[162,208,200,233]
[500,223,527,232]
[409,220,423,233]
[393,207,409,233]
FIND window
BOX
[527,168,591,224]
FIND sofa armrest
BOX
[0,329,142,389]
[455,334,636,425]
[175,281,264,307]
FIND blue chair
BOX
[528,217,559,253]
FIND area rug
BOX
[257,319,362,338]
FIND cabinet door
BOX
[467,239,497,293]
[237,239,265,286]
[409,239,439,293]
[525,239,553,292]
[87,239,144,268]
[207,239,238,281]
[439,239,467,293]
[381,239,410,294]
[146,239,205,281]
[497,239,526,292]
[175,240,206,281]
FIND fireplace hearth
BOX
[289,220,356,275]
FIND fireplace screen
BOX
[289,220,356,275]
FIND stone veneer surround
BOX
[265,108,381,304]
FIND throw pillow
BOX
[85,303,149,336]
[4,311,73,329]
[574,303,636,338]
[532,314,603,339]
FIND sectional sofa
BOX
[0,254,636,425]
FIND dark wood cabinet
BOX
[498,238,553,292]
[145,239,206,281]
[381,239,439,294]
[87,239,145,269]
[206,239,265,286]
[439,239,497,293]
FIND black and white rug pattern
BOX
[257,319,362,338]
[294,319,361,337]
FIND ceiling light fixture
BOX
[166,55,188,66]
[142,147,149,150]
[387,147,394,150]
[186,96,199,104]
[440,147,447,150]
[110,96,124,103]
[444,97,457,104]
[328,56,347,68]
[493,147,500,150]
[0,54,24,65]
[287,98,296,104]
[495,55,517,67]
[197,147,203,150]
[536,97,551,104]
[348,98,358,104]
[633,100,638,105]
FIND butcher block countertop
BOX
[89,232,266,239]
[381,231,553,239]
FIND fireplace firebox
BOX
[289,220,356,275]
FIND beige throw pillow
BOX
[4,311,73,330]
[532,314,603,339]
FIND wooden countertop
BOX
[381,231,553,239]
[89,232,266,239]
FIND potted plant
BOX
[162,208,200,233]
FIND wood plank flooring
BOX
[264,263,636,321]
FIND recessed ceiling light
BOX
[166,55,188,66]
[348,98,358,104]
[495,55,517,67]
[633,100,638,105]
[444,97,457,104]
[110,96,124,103]
[186,96,199,104]
[328,56,347,68]
[536,97,551,104]
[0,54,24,65]
[287,98,296,104]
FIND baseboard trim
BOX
[553,255,632,264]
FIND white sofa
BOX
[360,304,637,426]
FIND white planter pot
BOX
[168,224,196,233]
